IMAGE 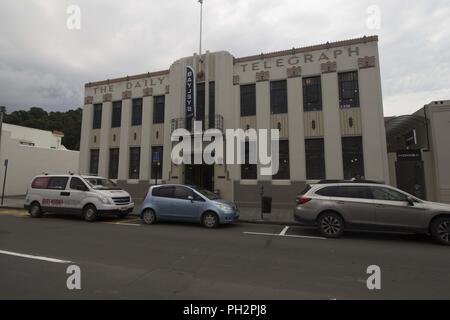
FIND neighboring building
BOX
[386,100,450,203]
[0,124,79,196]
[79,35,389,205]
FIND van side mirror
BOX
[76,185,87,191]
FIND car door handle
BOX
[337,201,345,205]
[60,192,70,196]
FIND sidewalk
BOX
[0,196,298,225]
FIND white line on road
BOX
[114,222,141,226]
[279,226,290,236]
[243,231,326,240]
[0,250,72,264]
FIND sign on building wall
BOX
[185,66,196,118]
[397,149,422,161]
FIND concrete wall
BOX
[0,130,79,196]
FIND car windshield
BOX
[84,178,120,190]
[195,188,220,200]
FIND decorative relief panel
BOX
[287,66,302,78]
[143,87,153,97]
[103,93,112,102]
[256,71,270,82]
[321,61,337,74]
[84,96,93,105]
[122,90,132,100]
[358,56,376,69]
[165,85,170,94]
[233,75,240,85]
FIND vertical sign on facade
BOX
[186,66,196,119]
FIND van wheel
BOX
[430,217,450,245]
[202,211,219,229]
[29,202,42,218]
[142,209,156,225]
[318,212,344,238]
[83,204,98,222]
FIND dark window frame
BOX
[272,140,290,180]
[153,95,165,124]
[92,104,102,129]
[108,148,119,179]
[338,71,360,108]
[342,136,365,180]
[303,76,322,111]
[270,80,288,114]
[241,140,257,180]
[89,149,99,175]
[131,98,143,126]
[151,146,163,180]
[240,84,256,117]
[111,101,122,128]
[305,138,325,180]
[129,147,140,179]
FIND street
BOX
[0,209,449,299]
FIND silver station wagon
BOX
[294,181,450,245]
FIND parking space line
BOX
[103,221,141,226]
[279,226,289,236]
[243,231,326,240]
[0,250,72,264]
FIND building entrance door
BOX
[395,150,426,199]
[185,164,214,191]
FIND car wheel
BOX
[142,209,156,225]
[29,202,42,218]
[202,211,219,229]
[430,217,450,245]
[318,212,344,238]
[83,204,98,222]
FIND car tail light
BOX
[144,187,150,199]
[296,196,311,205]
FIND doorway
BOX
[395,160,426,200]
[185,164,214,191]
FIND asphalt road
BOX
[0,209,449,299]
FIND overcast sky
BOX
[0,0,449,116]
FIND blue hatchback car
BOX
[140,184,240,228]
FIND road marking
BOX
[0,250,72,264]
[243,231,326,240]
[103,221,141,226]
[279,226,289,236]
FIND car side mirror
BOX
[407,197,415,206]
[187,195,194,202]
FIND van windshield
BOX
[84,178,120,190]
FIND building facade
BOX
[386,100,450,204]
[0,124,79,196]
[79,36,389,205]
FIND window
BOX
[209,82,215,128]
[316,186,340,197]
[241,141,257,179]
[342,136,365,180]
[151,146,163,180]
[131,98,143,126]
[90,149,99,175]
[92,104,102,129]
[109,148,119,179]
[47,177,69,190]
[129,147,140,179]
[371,187,409,202]
[240,84,256,117]
[273,140,290,179]
[335,186,372,199]
[303,76,322,111]
[270,80,287,114]
[70,177,88,191]
[152,186,174,198]
[111,101,122,127]
[173,186,194,200]
[31,177,50,189]
[338,71,360,108]
[153,96,165,124]
[305,138,325,180]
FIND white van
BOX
[24,174,134,222]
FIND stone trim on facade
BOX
[84,96,93,105]
[122,90,132,100]
[321,61,337,74]
[143,87,153,97]
[103,93,112,102]
[358,56,376,69]
[256,71,270,82]
[287,66,302,78]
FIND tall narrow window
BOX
[108,148,119,179]
[303,76,322,111]
[153,96,165,124]
[151,146,163,180]
[196,83,205,127]
[129,147,140,179]
[270,80,288,114]
[305,138,325,180]
[338,71,360,108]
[342,136,365,180]
[111,101,122,127]
[131,98,143,126]
[240,84,256,117]
[241,141,257,179]
[208,82,215,129]
[273,140,290,179]
[92,104,102,129]
[89,149,99,175]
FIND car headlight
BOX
[99,195,111,204]
[215,203,234,213]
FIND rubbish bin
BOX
[262,196,272,214]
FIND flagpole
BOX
[198,0,203,57]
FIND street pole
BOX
[1,159,8,206]
[0,107,5,205]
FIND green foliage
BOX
[3,107,82,150]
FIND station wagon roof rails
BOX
[317,179,382,184]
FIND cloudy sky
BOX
[0,0,449,116]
